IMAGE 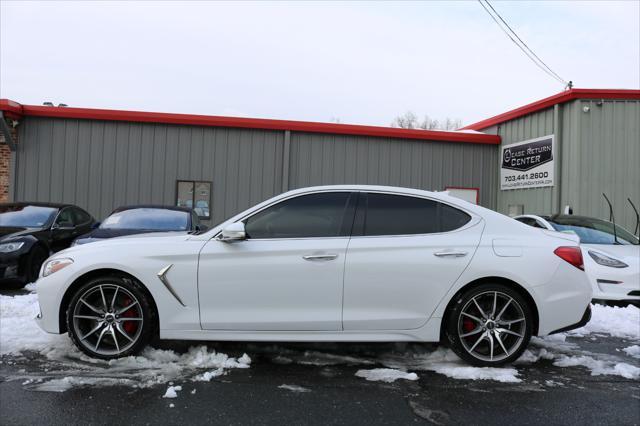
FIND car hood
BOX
[582,243,640,266]
[0,226,42,241]
[79,228,180,240]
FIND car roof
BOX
[110,205,193,214]
[0,201,70,209]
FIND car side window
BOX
[358,193,471,236]
[516,217,545,229]
[71,207,91,225]
[55,208,75,227]
[244,192,355,239]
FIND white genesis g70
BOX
[35,186,592,366]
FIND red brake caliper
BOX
[121,297,138,335]
[463,318,475,333]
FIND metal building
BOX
[1,88,638,230]
[463,89,640,232]
[0,99,499,226]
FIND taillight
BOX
[554,246,584,270]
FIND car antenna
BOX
[628,198,639,236]
[602,193,619,244]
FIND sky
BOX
[1,1,638,127]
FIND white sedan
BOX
[514,214,640,307]
[35,186,592,366]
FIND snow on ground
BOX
[278,384,311,392]
[1,289,638,390]
[355,368,418,383]
[163,385,182,398]
[568,304,640,339]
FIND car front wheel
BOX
[66,275,156,359]
[445,284,533,366]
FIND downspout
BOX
[553,104,562,214]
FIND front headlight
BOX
[588,250,628,268]
[0,242,25,253]
[42,258,74,277]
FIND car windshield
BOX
[0,205,58,228]
[550,217,639,245]
[100,208,189,231]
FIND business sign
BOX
[500,135,554,190]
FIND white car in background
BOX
[35,186,592,367]
[514,214,640,307]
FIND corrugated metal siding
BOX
[14,117,499,225]
[561,99,640,232]
[16,117,284,225]
[288,133,498,208]
[482,99,640,232]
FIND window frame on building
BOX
[175,180,212,220]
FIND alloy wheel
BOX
[72,284,144,356]
[457,290,527,363]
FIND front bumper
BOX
[0,252,30,285]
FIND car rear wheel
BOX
[66,275,156,359]
[444,284,532,366]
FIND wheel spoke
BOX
[120,317,143,321]
[74,314,103,321]
[469,331,486,352]
[99,285,108,312]
[110,326,120,352]
[496,328,523,338]
[491,292,497,317]
[488,332,494,360]
[94,326,109,351]
[495,297,513,321]
[115,323,135,342]
[110,286,119,311]
[80,298,104,315]
[80,322,104,341]
[472,297,488,319]
[497,317,525,326]
[461,312,483,324]
[116,301,139,315]
[494,332,509,355]
[460,327,484,338]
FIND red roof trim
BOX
[462,89,640,131]
[0,99,499,145]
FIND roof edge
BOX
[0,99,499,145]
[461,88,640,131]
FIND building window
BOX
[177,181,211,219]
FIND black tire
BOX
[28,245,49,284]
[444,283,533,367]
[66,275,157,360]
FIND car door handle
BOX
[434,251,468,258]
[303,254,339,261]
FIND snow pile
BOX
[163,385,182,398]
[355,368,418,383]
[278,384,311,393]
[569,304,640,339]
[622,345,640,358]
[0,291,70,356]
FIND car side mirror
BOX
[195,224,209,233]
[92,222,101,230]
[218,222,246,242]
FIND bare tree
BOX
[391,112,461,131]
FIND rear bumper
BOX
[549,305,591,334]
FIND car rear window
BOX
[360,193,471,236]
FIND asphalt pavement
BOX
[1,337,639,426]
